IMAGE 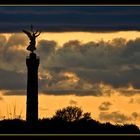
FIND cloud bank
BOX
[99,101,112,111]
[0,6,140,32]
[1,33,140,96]
[99,111,139,124]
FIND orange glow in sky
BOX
[38,31,140,46]
[1,31,140,128]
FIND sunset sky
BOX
[1,5,140,128]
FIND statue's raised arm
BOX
[34,30,41,37]
[23,25,41,53]
[23,30,32,40]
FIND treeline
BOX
[0,106,139,134]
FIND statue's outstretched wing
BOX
[22,30,32,40]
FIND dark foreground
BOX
[0,119,139,134]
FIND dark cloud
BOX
[3,90,26,96]
[131,112,139,120]
[99,101,112,111]
[37,40,57,69]
[40,89,103,96]
[0,6,140,32]
[99,111,133,123]
[129,98,140,104]
[2,33,140,96]
[0,35,6,46]
[0,34,28,96]
[1,6,140,16]
[0,33,27,72]
[7,33,27,47]
[119,88,140,96]
[0,69,26,91]
[37,40,56,54]
[69,100,77,105]
[43,37,140,92]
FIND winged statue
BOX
[23,25,41,53]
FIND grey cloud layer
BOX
[0,6,140,32]
[37,37,140,96]
[99,102,112,111]
[99,111,139,124]
[1,34,140,96]
[41,38,140,86]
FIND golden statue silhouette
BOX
[23,25,41,53]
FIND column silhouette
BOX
[26,52,39,123]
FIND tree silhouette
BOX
[0,107,138,133]
[52,106,91,122]
[82,112,92,121]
